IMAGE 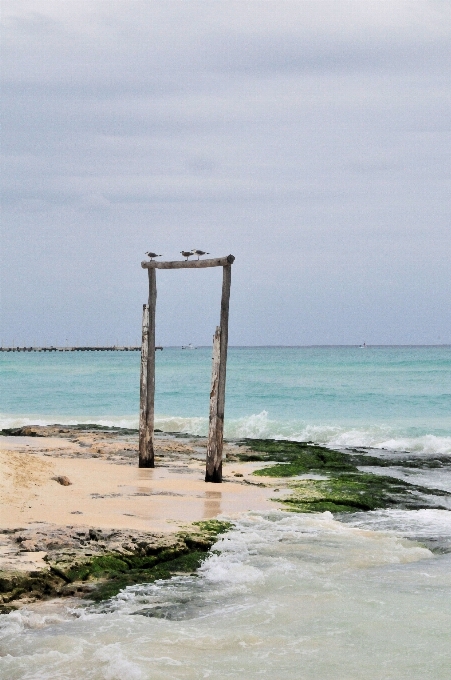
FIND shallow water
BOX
[1,512,450,679]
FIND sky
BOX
[1,0,450,346]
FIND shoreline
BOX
[0,426,285,533]
[0,426,287,609]
[2,425,451,610]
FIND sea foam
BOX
[2,410,451,455]
[2,512,449,680]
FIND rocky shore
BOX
[0,425,279,609]
[2,425,450,610]
[0,519,230,611]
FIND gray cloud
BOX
[1,1,450,346]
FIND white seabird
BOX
[191,249,210,260]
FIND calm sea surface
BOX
[1,347,450,678]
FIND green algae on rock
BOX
[239,438,451,472]
[238,439,357,473]
[279,474,450,513]
[88,550,210,602]
[0,520,231,607]
[87,520,232,602]
[238,438,451,513]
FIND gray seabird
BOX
[145,252,162,260]
[191,249,210,260]
[181,251,193,260]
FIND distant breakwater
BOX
[0,346,163,352]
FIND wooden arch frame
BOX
[139,255,235,482]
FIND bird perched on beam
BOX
[191,249,210,259]
[145,252,162,260]
[180,251,193,260]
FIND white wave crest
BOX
[196,512,432,588]
[0,414,139,430]
[0,608,70,640]
[344,508,451,540]
[1,410,450,455]
[154,415,207,435]
[94,645,144,680]
[224,412,451,455]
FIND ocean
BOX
[2,346,451,453]
[1,346,451,678]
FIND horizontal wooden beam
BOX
[141,255,235,270]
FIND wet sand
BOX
[0,428,285,535]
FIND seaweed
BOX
[0,520,232,605]
[279,474,450,513]
[89,550,208,602]
[239,438,451,471]
[240,439,357,474]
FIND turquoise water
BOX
[2,349,451,676]
[1,346,450,453]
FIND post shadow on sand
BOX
[138,255,235,483]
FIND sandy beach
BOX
[0,429,285,532]
[0,427,287,606]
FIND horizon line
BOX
[2,343,450,350]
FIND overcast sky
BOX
[1,1,450,346]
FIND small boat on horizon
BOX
[182,343,197,350]
[359,342,367,348]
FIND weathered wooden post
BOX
[139,269,157,467]
[140,254,234,478]
[138,303,149,465]
[206,326,221,478]
[205,263,232,482]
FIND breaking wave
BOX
[1,410,451,455]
